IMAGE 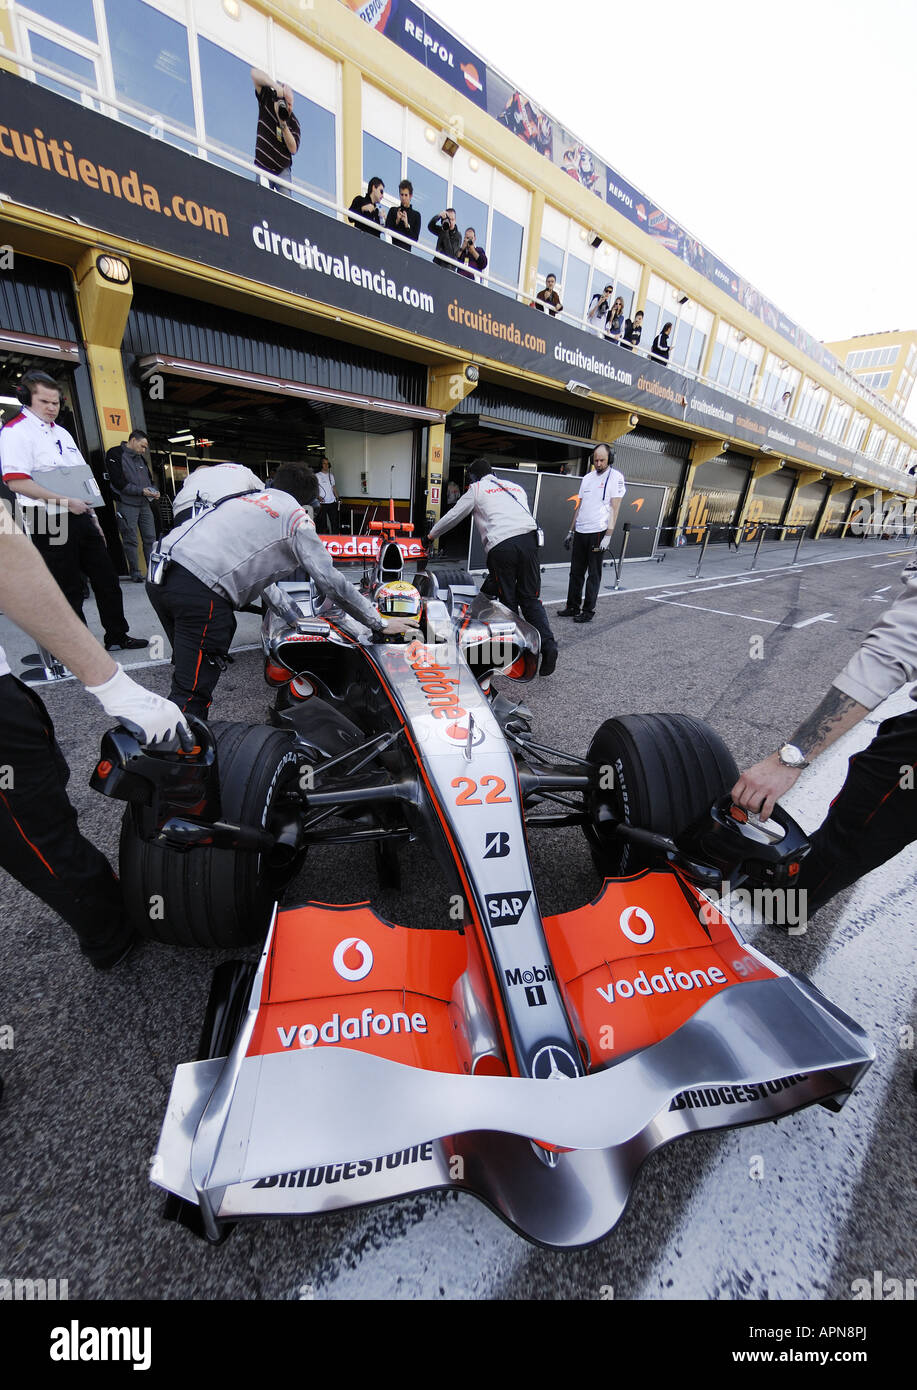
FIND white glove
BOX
[599,534,612,551]
[86,665,193,748]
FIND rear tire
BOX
[434,567,477,590]
[120,722,305,948]
[585,712,738,877]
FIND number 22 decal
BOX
[451,775,511,806]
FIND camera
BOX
[276,100,290,122]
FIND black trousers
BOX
[146,564,237,720]
[31,512,130,645]
[316,502,340,535]
[486,529,557,656]
[564,529,605,616]
[796,708,917,914]
[0,674,127,964]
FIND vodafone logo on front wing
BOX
[333,937,374,982]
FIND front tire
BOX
[585,712,738,877]
[120,722,305,948]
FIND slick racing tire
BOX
[585,712,739,878]
[120,722,305,948]
[434,567,477,590]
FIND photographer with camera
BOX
[456,227,488,281]
[251,69,301,194]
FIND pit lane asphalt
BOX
[1,542,915,1301]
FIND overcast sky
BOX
[422,0,915,413]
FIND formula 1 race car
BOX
[92,513,873,1248]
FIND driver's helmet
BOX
[375,580,422,619]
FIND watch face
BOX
[780,744,806,767]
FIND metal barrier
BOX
[605,520,812,587]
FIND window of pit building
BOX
[823,397,852,443]
[641,274,711,372]
[880,434,898,467]
[864,426,886,461]
[757,354,801,413]
[23,28,100,104]
[17,0,97,43]
[406,159,449,251]
[588,245,641,322]
[848,411,869,451]
[108,0,195,149]
[797,378,827,431]
[708,323,763,399]
[198,33,337,208]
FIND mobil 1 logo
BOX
[505,962,555,1007]
[485,890,531,926]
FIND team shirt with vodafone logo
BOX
[161,488,384,630]
[574,466,626,533]
[428,475,537,554]
[0,407,86,503]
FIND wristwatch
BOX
[777,743,810,769]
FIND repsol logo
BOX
[669,1074,809,1111]
[607,181,633,208]
[504,963,555,986]
[253,1142,435,1189]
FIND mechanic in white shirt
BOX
[558,444,626,623]
[0,370,146,652]
[426,457,558,675]
[314,456,340,534]
[0,492,189,969]
[171,461,264,528]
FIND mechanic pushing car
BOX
[733,549,917,917]
[0,490,190,969]
[426,457,559,676]
[146,461,421,719]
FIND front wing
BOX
[153,896,873,1249]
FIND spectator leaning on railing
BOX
[587,285,615,338]
[534,274,563,316]
[385,180,421,251]
[349,178,386,236]
[250,69,300,194]
[622,310,644,351]
[428,209,462,270]
[651,322,673,364]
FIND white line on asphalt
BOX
[870,559,909,568]
[649,597,780,624]
[604,548,916,598]
[792,612,836,628]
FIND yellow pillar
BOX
[0,5,15,73]
[73,250,134,454]
[780,467,822,538]
[842,485,881,538]
[733,457,784,540]
[592,411,638,448]
[700,315,720,380]
[424,362,479,526]
[341,60,363,211]
[522,189,545,303]
[634,262,651,316]
[674,440,727,535]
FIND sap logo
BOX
[485,890,531,926]
[332,936,373,982]
[483,830,510,859]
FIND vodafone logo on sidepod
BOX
[333,937,374,982]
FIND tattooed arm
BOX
[732,687,869,820]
